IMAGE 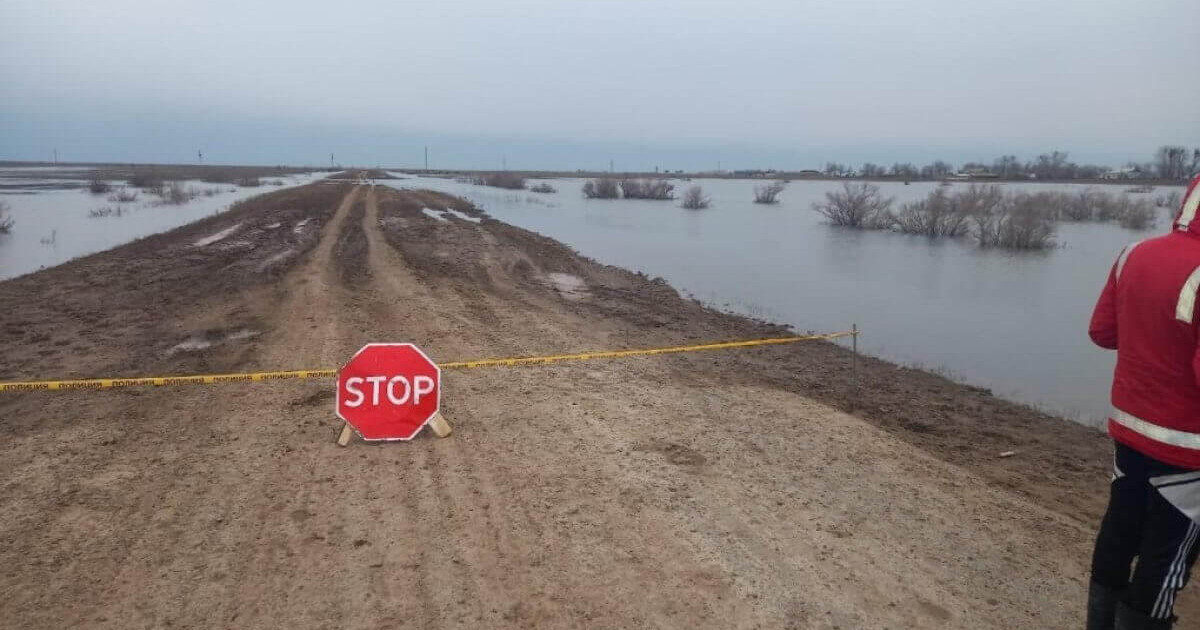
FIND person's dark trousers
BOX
[1091,441,1200,627]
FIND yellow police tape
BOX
[0,331,854,393]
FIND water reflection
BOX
[384,175,1185,425]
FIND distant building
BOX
[953,167,998,179]
[1100,167,1145,180]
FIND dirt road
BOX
[0,182,1193,628]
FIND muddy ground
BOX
[0,181,1193,628]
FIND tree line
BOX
[820,146,1200,181]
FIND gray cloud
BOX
[3,0,1197,168]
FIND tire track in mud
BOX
[334,198,370,285]
[356,188,503,625]
[85,187,368,627]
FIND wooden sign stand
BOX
[335,412,452,447]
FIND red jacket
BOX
[1091,175,1200,469]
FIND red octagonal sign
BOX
[336,343,441,441]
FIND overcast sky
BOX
[3,0,1198,170]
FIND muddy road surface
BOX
[0,182,1191,628]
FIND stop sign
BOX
[336,343,441,441]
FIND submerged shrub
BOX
[107,188,139,203]
[975,193,1057,249]
[1156,191,1182,209]
[812,182,894,229]
[894,186,972,237]
[1119,203,1155,230]
[87,205,126,218]
[680,185,710,209]
[127,172,163,190]
[235,176,262,187]
[619,178,675,200]
[87,179,112,194]
[0,201,13,234]
[155,181,195,205]
[753,181,786,204]
[529,182,557,193]
[582,178,620,199]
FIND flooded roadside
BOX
[0,168,324,280]
[384,175,1187,425]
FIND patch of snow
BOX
[170,338,212,353]
[293,219,310,234]
[265,222,282,229]
[422,208,449,222]
[257,249,296,272]
[193,223,242,247]
[548,272,588,300]
[443,209,482,223]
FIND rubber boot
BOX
[1114,602,1174,630]
[1087,581,1122,630]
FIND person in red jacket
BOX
[1087,174,1200,630]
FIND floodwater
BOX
[384,175,1187,426]
[0,169,325,281]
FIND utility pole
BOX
[330,153,335,169]
[502,154,507,171]
[609,159,614,173]
[198,150,203,164]
[53,148,57,165]
[424,146,428,171]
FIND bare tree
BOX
[681,185,710,209]
[1156,145,1190,180]
[919,160,955,179]
[753,181,786,204]
[992,155,1022,179]
[582,178,619,199]
[0,201,13,234]
[812,182,894,228]
[860,163,885,178]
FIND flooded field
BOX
[384,175,1187,425]
[0,167,324,280]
